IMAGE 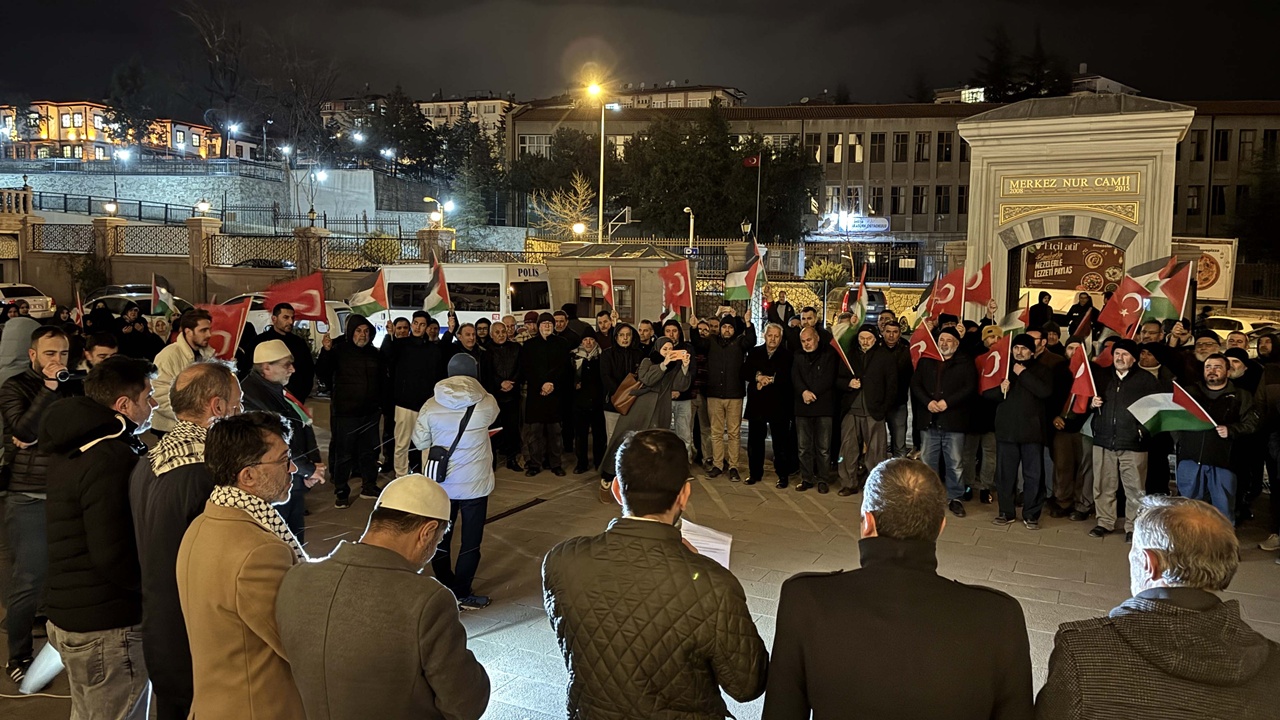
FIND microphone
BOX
[55,369,88,383]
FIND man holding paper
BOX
[542,429,767,719]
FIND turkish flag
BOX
[908,323,944,369]
[964,262,993,307]
[658,260,693,310]
[743,154,761,168]
[929,267,966,318]
[265,272,327,321]
[1095,343,1114,368]
[976,334,1011,394]
[1068,347,1098,411]
[1097,275,1150,339]
[580,267,615,309]
[198,299,251,361]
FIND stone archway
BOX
[996,211,1139,307]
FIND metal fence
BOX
[115,225,189,256]
[442,249,555,265]
[0,158,285,182]
[804,242,950,286]
[220,206,407,238]
[31,191,198,225]
[207,234,299,268]
[30,224,95,253]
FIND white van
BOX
[358,263,552,346]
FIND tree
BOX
[530,171,595,238]
[1233,148,1280,262]
[103,58,161,151]
[260,40,340,166]
[179,0,260,157]
[369,85,440,181]
[805,259,850,286]
[1017,27,1074,100]
[973,24,1018,102]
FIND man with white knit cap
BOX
[276,473,490,720]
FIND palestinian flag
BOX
[997,292,1031,335]
[350,269,389,316]
[851,264,869,327]
[424,248,451,314]
[903,276,936,330]
[725,240,762,301]
[152,274,176,318]
[1128,381,1217,435]
[1145,262,1192,324]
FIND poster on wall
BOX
[1172,237,1237,303]
[1023,239,1126,293]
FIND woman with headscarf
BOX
[53,305,73,326]
[123,318,166,360]
[600,323,644,443]
[84,300,118,336]
[596,335,691,502]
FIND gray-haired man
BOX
[1037,496,1280,719]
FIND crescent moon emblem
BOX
[935,284,956,305]
[965,269,985,291]
[911,340,926,357]
[592,280,611,298]
[298,289,323,316]
[672,271,686,299]
[983,353,1002,379]
[210,329,234,358]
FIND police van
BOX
[360,263,552,345]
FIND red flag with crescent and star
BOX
[977,334,1012,394]
[580,267,615,309]
[264,272,327,321]
[964,262,993,307]
[743,154,761,168]
[658,260,693,310]
[929,266,966,318]
[1097,275,1150,339]
[908,323,944,369]
[1067,347,1098,413]
[198,298,252,361]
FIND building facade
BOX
[0,101,221,161]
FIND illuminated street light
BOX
[587,83,602,97]
[280,146,292,156]
[228,123,240,134]
[572,222,586,236]
[314,170,328,182]
[104,200,118,217]
[114,149,132,161]
[429,211,443,224]
[353,132,365,143]
[443,200,455,212]
[195,198,211,216]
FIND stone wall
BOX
[0,171,290,211]
[373,172,440,212]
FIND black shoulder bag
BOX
[425,404,476,483]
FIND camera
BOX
[56,369,88,383]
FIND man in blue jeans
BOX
[910,327,976,517]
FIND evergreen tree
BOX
[1018,28,1074,100]
[103,59,162,150]
[973,24,1018,102]
[1233,148,1280,262]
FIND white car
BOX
[1203,315,1279,342]
[221,293,350,356]
[0,283,56,319]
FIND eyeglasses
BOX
[250,454,293,469]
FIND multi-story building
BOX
[415,94,518,137]
[319,94,388,133]
[508,99,1280,247]
[934,65,1139,104]
[0,100,222,160]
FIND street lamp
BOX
[353,132,365,144]
[741,219,752,238]
[280,145,291,156]
[684,207,695,251]
[424,196,448,230]
[104,200,118,217]
[572,222,586,236]
[587,81,606,243]
[195,198,211,217]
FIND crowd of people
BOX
[1,285,1279,719]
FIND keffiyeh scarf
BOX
[209,485,308,561]
[149,421,208,476]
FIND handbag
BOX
[425,404,476,483]
[611,373,642,416]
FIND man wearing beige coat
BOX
[177,411,307,719]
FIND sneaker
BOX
[1024,519,1040,531]
[551,467,566,477]
[598,483,615,504]
[707,466,722,478]
[728,468,741,482]
[795,481,814,492]
[817,482,830,494]
[7,656,32,685]
[980,490,993,505]
[525,466,541,477]
[1260,534,1280,551]
[992,514,1015,526]
[458,595,491,611]
[1068,510,1091,522]
[334,496,351,509]
[948,500,966,518]
[361,484,382,498]
[775,477,789,489]
[1088,525,1110,538]
[837,486,858,497]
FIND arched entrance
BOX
[997,211,1139,309]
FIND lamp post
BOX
[684,207,695,252]
[104,200,118,217]
[195,198,211,217]
[572,222,586,237]
[741,219,752,239]
[587,82,605,243]
[424,196,442,229]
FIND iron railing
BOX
[30,224,95,253]
[442,249,555,265]
[114,225,189,256]
[30,191,200,224]
[207,234,299,268]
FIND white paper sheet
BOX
[680,520,733,569]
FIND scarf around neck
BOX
[149,421,208,476]
[209,485,307,561]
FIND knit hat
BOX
[523,311,540,324]
[1111,338,1139,359]
[981,326,1001,343]
[447,353,479,378]
[938,313,959,326]
[537,312,555,325]
[1224,347,1250,363]
[1011,333,1036,352]
[937,327,961,341]
[1064,335,1086,348]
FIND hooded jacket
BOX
[412,376,499,500]
[1036,587,1280,720]
[40,396,148,632]
[316,315,384,417]
[692,320,756,400]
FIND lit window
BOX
[94,146,105,160]
[192,133,201,147]
[37,147,50,158]
[93,115,104,130]
[175,130,186,144]
[848,133,863,163]
[961,87,986,103]
[73,146,83,159]
[826,185,841,214]
[651,100,666,109]
[61,114,71,128]
[63,145,73,158]
[825,133,842,164]
[518,134,551,157]
[73,113,84,128]
[668,99,683,108]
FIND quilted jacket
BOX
[542,517,768,720]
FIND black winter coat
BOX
[40,396,147,632]
[911,354,978,433]
[763,537,1033,720]
[743,345,793,419]
[600,344,644,413]
[543,518,768,720]
[484,340,522,403]
[240,372,322,479]
[0,367,81,493]
[984,358,1054,444]
[573,349,604,410]
[842,345,897,421]
[792,345,839,417]
[522,334,571,423]
[254,326,315,402]
[882,341,913,407]
[385,335,444,411]
[1175,381,1259,468]
[1089,366,1161,451]
[316,316,384,417]
[691,324,756,399]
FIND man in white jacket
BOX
[413,354,499,610]
[150,309,215,436]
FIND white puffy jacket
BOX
[411,376,498,500]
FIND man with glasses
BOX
[242,340,326,542]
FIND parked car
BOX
[90,292,194,321]
[831,286,888,324]
[221,293,350,356]
[0,284,56,319]
[1204,315,1278,342]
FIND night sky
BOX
[5,0,1276,111]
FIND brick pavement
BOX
[5,406,1280,719]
